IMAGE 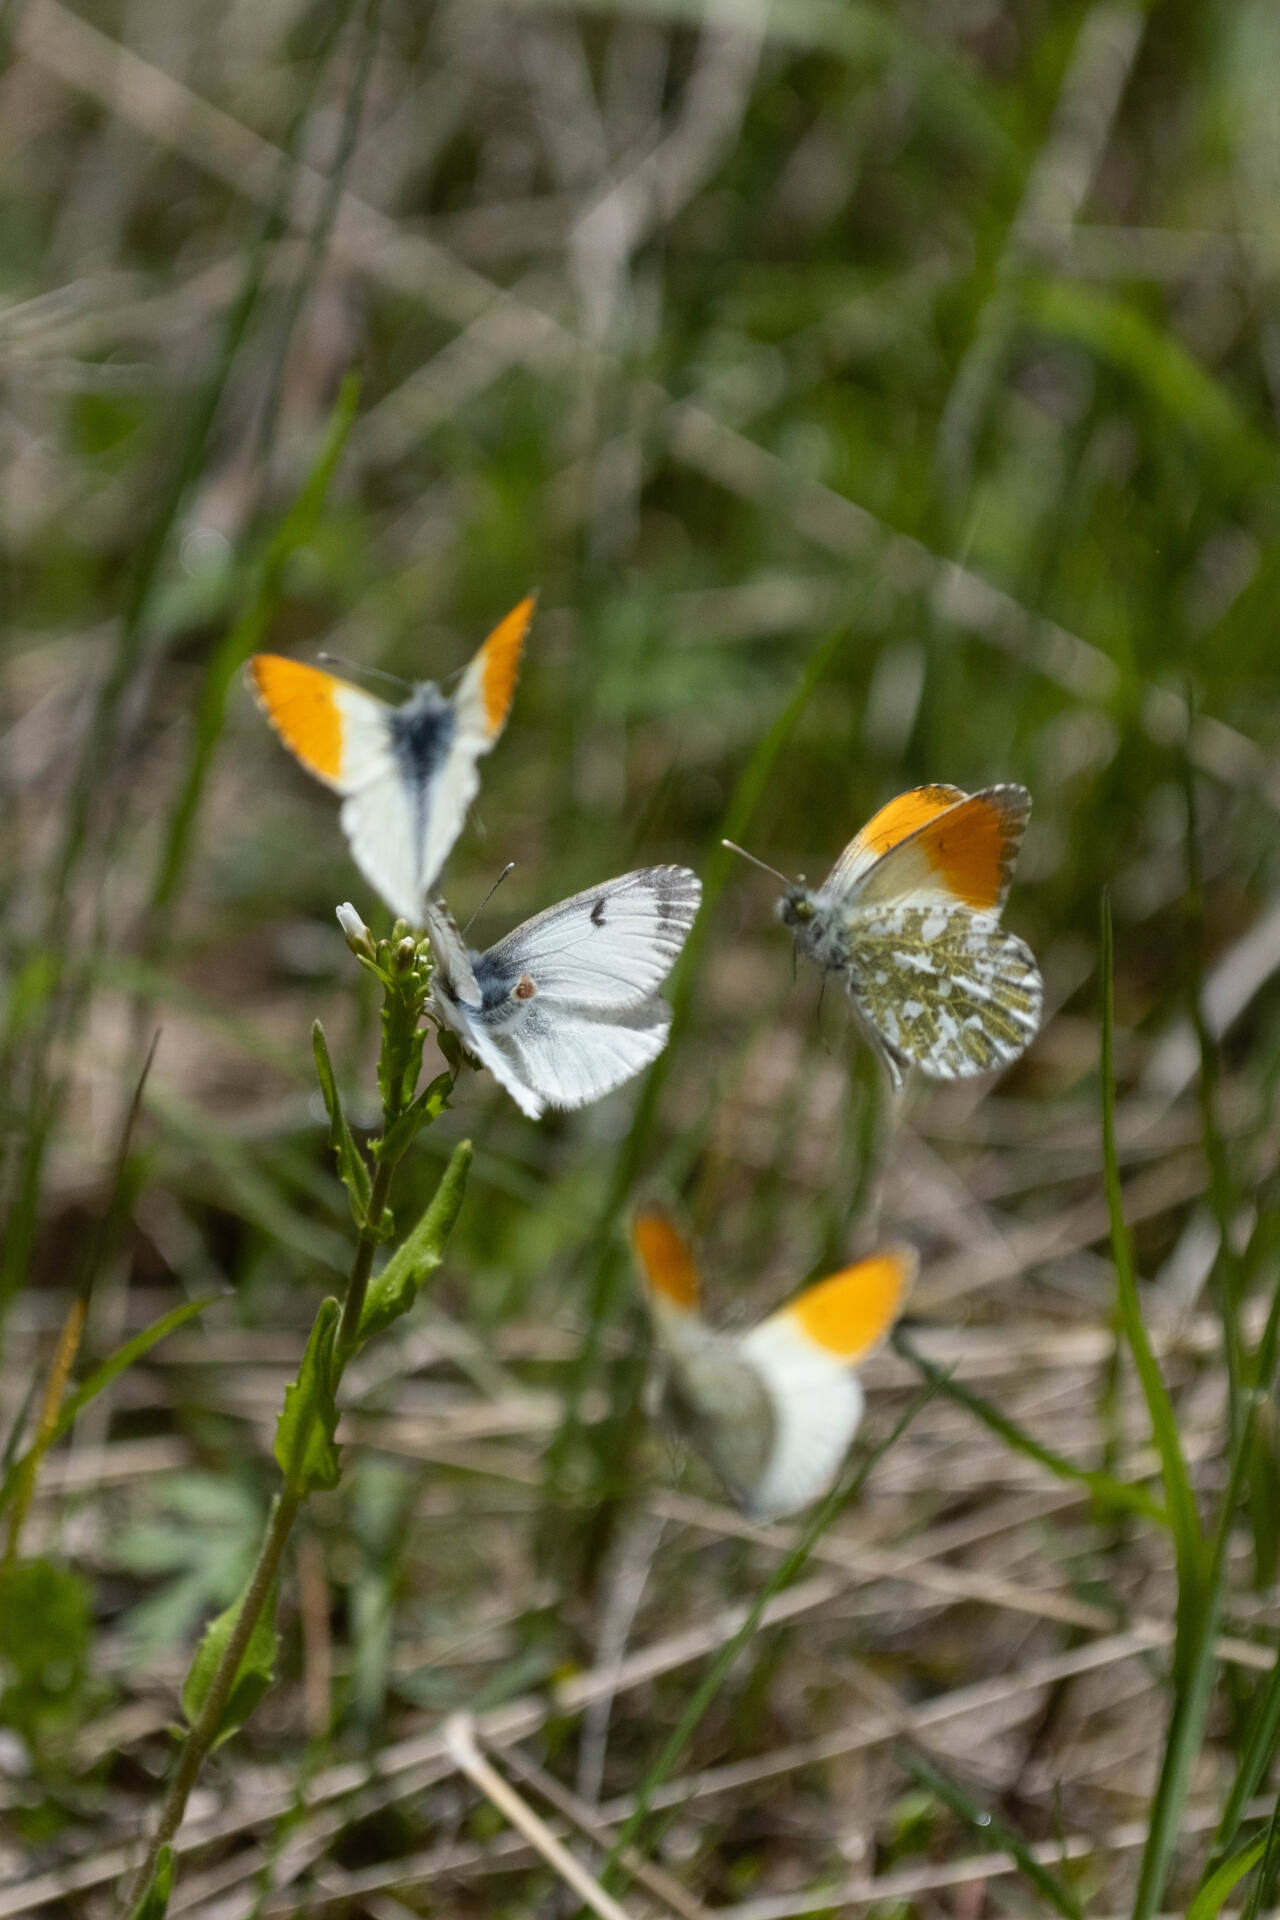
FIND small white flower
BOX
[336,902,375,959]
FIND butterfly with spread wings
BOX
[731,783,1042,1088]
[248,595,534,925]
[632,1209,915,1521]
[423,866,701,1119]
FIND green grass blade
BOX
[1101,893,1212,1920]
[0,1292,222,1518]
[1242,1797,1280,1920]
[1204,1239,1280,1866]
[1182,734,1245,1442]
[895,1329,1169,1528]
[899,1746,1083,1920]
[1100,895,1203,1595]
[1189,1831,1269,1920]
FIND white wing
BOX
[422,898,480,1002]
[429,866,698,1117]
[415,752,483,905]
[432,990,671,1119]
[735,1320,864,1522]
[340,775,430,925]
[476,867,701,1010]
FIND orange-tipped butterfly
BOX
[631,1209,915,1521]
[727,783,1042,1088]
[248,595,535,925]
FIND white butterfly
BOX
[248,596,534,925]
[423,867,702,1119]
[632,1210,916,1521]
[729,782,1042,1088]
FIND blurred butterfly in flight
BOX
[247,594,535,925]
[423,866,701,1119]
[727,783,1042,1089]
[631,1209,915,1522]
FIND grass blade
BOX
[1100,893,1203,1597]
[0,1291,221,1520]
[1101,891,1249,1920]
[895,1328,1169,1528]
[1242,1797,1280,1920]
[1189,1829,1269,1920]
[899,1745,1083,1920]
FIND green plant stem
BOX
[337,1157,394,1366]
[120,1484,301,1914]
[119,1045,402,1916]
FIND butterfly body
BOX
[425,865,701,1119]
[654,1312,776,1509]
[632,1212,913,1521]
[249,595,534,924]
[774,783,1042,1087]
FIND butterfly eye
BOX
[513,975,537,1001]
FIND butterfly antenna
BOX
[462,862,515,935]
[316,652,414,694]
[721,839,790,884]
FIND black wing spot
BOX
[591,896,607,928]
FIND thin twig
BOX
[443,1714,639,1920]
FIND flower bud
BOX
[392,934,417,978]
[336,902,375,961]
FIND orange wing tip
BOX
[631,1209,701,1313]
[247,653,345,782]
[857,785,968,860]
[786,1245,917,1360]
[477,592,536,737]
[920,786,1030,912]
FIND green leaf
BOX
[274,1298,342,1494]
[0,1292,221,1518]
[357,1140,473,1344]
[1189,1833,1270,1920]
[126,1845,173,1920]
[373,1070,454,1168]
[313,1021,372,1229]
[180,1572,279,1750]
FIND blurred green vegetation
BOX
[4,0,1280,1911]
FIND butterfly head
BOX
[777,884,815,928]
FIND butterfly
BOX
[728,783,1042,1088]
[422,866,701,1119]
[631,1209,915,1522]
[247,595,535,925]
